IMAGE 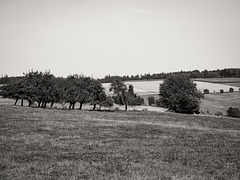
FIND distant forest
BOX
[0,68,240,84]
[99,68,240,83]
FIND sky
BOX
[0,0,240,78]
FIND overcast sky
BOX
[1,0,240,78]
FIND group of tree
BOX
[0,70,144,111]
[99,68,240,83]
[0,70,113,110]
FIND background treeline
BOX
[0,70,143,110]
[1,68,240,84]
[100,68,240,83]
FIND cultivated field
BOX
[0,99,240,179]
[194,78,240,88]
[102,78,240,95]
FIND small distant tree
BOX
[110,79,128,110]
[229,87,234,93]
[110,79,143,110]
[203,89,210,94]
[159,74,203,114]
[148,96,155,106]
[220,89,224,93]
[227,107,240,118]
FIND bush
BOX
[215,111,223,116]
[203,89,210,94]
[148,96,155,106]
[220,89,224,93]
[229,88,234,93]
[159,74,203,114]
[156,99,162,107]
[227,107,240,118]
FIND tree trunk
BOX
[125,104,128,111]
[79,103,83,110]
[28,100,32,107]
[14,99,19,105]
[50,101,54,108]
[72,102,75,109]
[21,99,24,106]
[43,102,47,108]
[93,104,96,110]
[69,103,72,110]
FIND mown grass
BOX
[0,99,240,179]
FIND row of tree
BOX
[0,70,143,110]
[100,68,240,83]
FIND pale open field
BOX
[102,78,240,95]
[0,98,240,179]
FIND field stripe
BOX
[88,117,240,134]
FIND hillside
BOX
[0,99,240,179]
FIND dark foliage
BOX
[1,70,110,110]
[159,74,203,114]
[148,96,155,106]
[110,79,143,111]
[227,107,240,118]
[99,68,240,83]
[229,87,234,93]
[203,89,210,94]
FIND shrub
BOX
[229,88,234,93]
[156,99,162,107]
[220,89,224,93]
[148,96,155,106]
[227,107,240,118]
[203,89,210,94]
[215,111,223,116]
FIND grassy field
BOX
[200,91,240,115]
[0,99,240,180]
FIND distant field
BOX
[102,78,240,95]
[0,99,240,179]
[194,78,240,87]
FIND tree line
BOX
[0,70,143,110]
[100,68,240,83]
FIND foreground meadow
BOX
[0,99,240,179]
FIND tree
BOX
[203,89,210,94]
[110,79,128,111]
[88,79,107,110]
[229,87,234,93]
[0,76,29,106]
[110,80,143,111]
[159,74,203,114]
